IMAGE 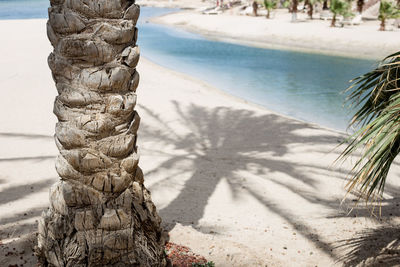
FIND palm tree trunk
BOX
[267,8,271,18]
[357,0,364,13]
[323,0,329,9]
[291,0,298,21]
[303,0,309,10]
[331,13,336,26]
[308,1,314,19]
[36,1,166,266]
[380,17,386,30]
[253,1,258,16]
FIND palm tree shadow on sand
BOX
[138,101,400,261]
[336,226,400,266]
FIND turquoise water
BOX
[138,8,375,131]
[0,0,48,19]
[0,3,376,130]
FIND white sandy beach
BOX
[2,18,400,266]
[145,3,400,60]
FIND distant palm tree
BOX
[36,0,166,266]
[378,0,400,30]
[339,52,400,202]
[330,0,352,26]
[263,0,277,18]
[306,0,320,19]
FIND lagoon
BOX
[139,8,375,131]
[0,2,375,130]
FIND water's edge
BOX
[0,4,375,132]
[138,8,375,131]
[150,11,382,61]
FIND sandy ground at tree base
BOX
[139,0,400,60]
[2,18,400,267]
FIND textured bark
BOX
[36,1,166,266]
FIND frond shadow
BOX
[137,101,356,259]
[0,156,55,162]
[138,101,400,262]
[0,132,53,140]
[0,178,55,205]
[336,226,400,266]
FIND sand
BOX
[2,18,400,267]
[148,6,400,60]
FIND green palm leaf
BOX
[339,52,400,201]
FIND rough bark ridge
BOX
[37,1,166,266]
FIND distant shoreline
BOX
[148,8,399,60]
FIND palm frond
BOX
[339,52,400,201]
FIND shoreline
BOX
[149,8,400,60]
[142,56,349,136]
[0,17,351,134]
[152,18,377,60]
